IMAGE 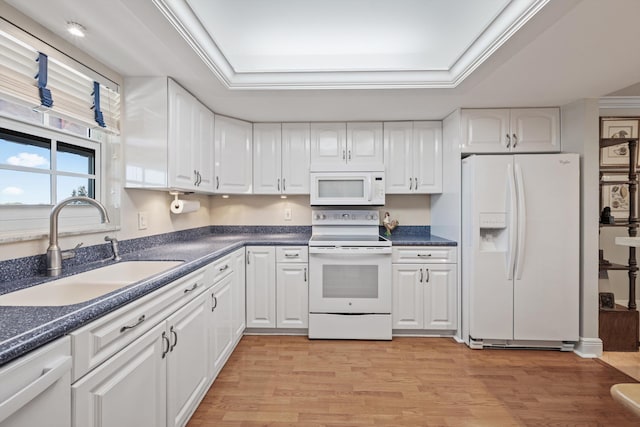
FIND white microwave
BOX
[310,172,385,206]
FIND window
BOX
[0,114,116,240]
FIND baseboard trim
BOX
[574,337,603,358]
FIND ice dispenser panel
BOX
[479,213,506,228]
[479,212,508,252]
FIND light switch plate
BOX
[284,208,292,221]
[138,211,148,230]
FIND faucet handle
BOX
[61,242,83,260]
[104,235,117,243]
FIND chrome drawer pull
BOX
[219,264,229,272]
[284,253,298,258]
[120,314,146,333]
[211,294,218,312]
[183,283,198,293]
[417,253,432,257]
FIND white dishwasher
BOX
[0,336,71,427]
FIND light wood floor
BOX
[601,350,640,381]
[188,336,639,426]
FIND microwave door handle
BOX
[368,176,372,202]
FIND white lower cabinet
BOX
[245,246,277,328]
[392,247,457,331]
[71,256,249,427]
[73,292,209,427]
[231,248,246,340]
[246,246,309,329]
[72,322,167,427]
[166,293,210,427]
[276,263,308,328]
[207,273,234,380]
[0,337,71,427]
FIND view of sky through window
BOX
[0,133,95,205]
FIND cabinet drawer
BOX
[71,266,208,382]
[276,246,309,263]
[211,253,234,283]
[392,246,456,263]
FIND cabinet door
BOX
[0,337,70,427]
[208,274,234,380]
[460,109,510,153]
[346,122,384,171]
[166,293,210,427]
[276,263,308,328]
[413,121,442,193]
[510,108,560,153]
[253,123,282,194]
[168,80,198,191]
[384,122,413,194]
[392,264,423,329]
[193,103,215,192]
[214,115,253,193]
[310,122,347,171]
[72,323,167,427]
[282,123,311,194]
[423,264,456,330]
[245,246,276,328]
[232,248,246,340]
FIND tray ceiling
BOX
[153,0,550,89]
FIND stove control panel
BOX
[312,210,379,225]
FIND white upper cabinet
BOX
[214,115,253,194]
[346,122,384,171]
[384,121,442,194]
[310,122,346,171]
[124,77,215,193]
[253,123,282,194]
[253,123,310,195]
[461,108,560,153]
[310,122,383,171]
[281,123,311,194]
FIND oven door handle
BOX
[309,246,392,255]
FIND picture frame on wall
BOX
[600,119,639,167]
[601,173,631,218]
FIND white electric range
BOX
[308,209,392,340]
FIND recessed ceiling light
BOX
[66,22,86,37]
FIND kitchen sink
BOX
[0,260,184,306]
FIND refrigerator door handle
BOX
[514,163,526,280]
[506,163,517,280]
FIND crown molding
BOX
[599,96,640,109]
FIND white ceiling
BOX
[2,0,640,122]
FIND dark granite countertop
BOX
[0,226,455,366]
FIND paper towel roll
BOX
[170,199,200,214]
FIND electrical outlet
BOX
[138,211,148,230]
[284,207,292,221]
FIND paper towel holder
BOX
[169,191,183,205]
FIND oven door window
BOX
[322,265,378,298]
[318,179,364,199]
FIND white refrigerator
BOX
[461,153,579,348]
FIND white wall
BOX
[209,194,430,226]
[561,98,601,356]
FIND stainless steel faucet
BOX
[46,196,110,276]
